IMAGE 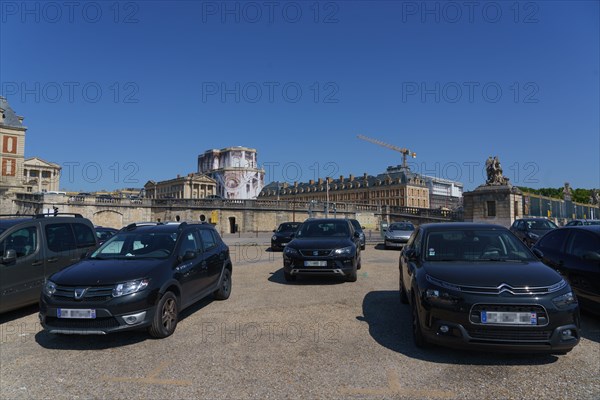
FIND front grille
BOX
[54,285,113,302]
[300,249,332,257]
[467,328,552,341]
[459,280,566,296]
[45,317,120,330]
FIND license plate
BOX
[481,311,536,325]
[57,309,96,319]
[304,260,327,267]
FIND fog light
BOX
[122,311,146,325]
[561,329,574,339]
[439,325,449,333]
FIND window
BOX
[73,223,96,247]
[536,230,569,253]
[198,229,217,251]
[45,223,76,252]
[0,227,38,258]
[179,232,199,257]
[487,201,496,217]
[565,231,598,258]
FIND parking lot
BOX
[1,234,599,400]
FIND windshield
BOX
[296,221,350,238]
[0,227,5,235]
[389,223,415,231]
[527,220,557,230]
[424,229,535,262]
[278,223,301,232]
[91,231,177,259]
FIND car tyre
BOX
[399,271,409,304]
[284,270,296,282]
[214,268,232,300]
[346,267,358,282]
[411,296,427,348]
[149,291,178,339]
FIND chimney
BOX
[363,173,368,180]
[339,175,344,182]
[309,179,314,185]
[318,178,323,185]
[17,115,24,124]
[294,181,298,187]
[177,174,180,178]
[349,174,354,181]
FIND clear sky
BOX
[1,0,598,192]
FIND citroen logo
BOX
[74,288,87,300]
[313,251,319,256]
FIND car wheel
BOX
[214,268,232,300]
[356,255,362,270]
[346,267,358,282]
[411,296,427,348]
[284,270,296,282]
[149,292,178,339]
[399,271,409,305]
[361,244,366,250]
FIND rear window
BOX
[73,223,96,247]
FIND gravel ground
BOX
[1,241,598,400]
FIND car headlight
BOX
[272,235,277,241]
[44,280,57,297]
[284,247,299,257]
[112,279,149,297]
[552,292,577,309]
[333,246,353,256]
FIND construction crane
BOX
[357,135,416,170]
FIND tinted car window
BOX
[535,229,569,253]
[45,223,76,252]
[390,223,414,231]
[73,223,96,247]
[179,232,200,257]
[528,220,558,230]
[0,227,38,258]
[91,231,176,259]
[565,231,599,258]
[199,229,217,251]
[296,221,350,237]
[278,223,301,232]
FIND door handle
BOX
[32,260,43,266]
[47,257,58,263]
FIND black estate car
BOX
[533,225,600,316]
[510,218,558,247]
[399,223,580,354]
[283,218,361,282]
[39,222,232,338]
[271,222,302,250]
[1,213,98,313]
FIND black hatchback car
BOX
[283,218,361,282]
[39,222,232,338]
[399,223,580,354]
[533,225,600,316]
[271,222,302,251]
[510,218,558,247]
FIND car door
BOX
[174,230,206,307]
[563,230,600,313]
[198,229,223,288]
[534,229,570,270]
[43,222,80,276]
[0,223,45,312]
[400,228,421,298]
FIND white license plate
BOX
[304,260,327,267]
[57,309,96,319]
[481,311,536,325]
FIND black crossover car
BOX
[39,222,232,338]
[271,222,302,250]
[283,218,361,282]
[399,223,580,354]
[533,225,600,316]
[510,218,558,247]
[348,219,366,250]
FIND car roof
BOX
[419,222,508,231]
[559,225,600,234]
[303,218,351,224]
[123,222,215,234]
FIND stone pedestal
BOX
[463,185,523,228]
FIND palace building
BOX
[144,173,217,200]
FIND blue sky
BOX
[1,0,598,192]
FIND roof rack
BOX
[125,222,163,230]
[0,214,35,219]
[34,213,83,219]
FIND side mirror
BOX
[2,249,17,264]
[181,250,197,262]
[532,248,544,259]
[354,232,360,238]
[272,229,276,232]
[404,248,417,261]
[582,251,600,261]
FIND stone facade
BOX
[0,96,27,195]
[23,157,61,193]
[144,173,217,199]
[463,185,523,228]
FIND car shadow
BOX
[357,290,560,365]
[268,268,347,286]
[0,304,39,324]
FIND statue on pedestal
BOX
[485,156,509,186]
[562,182,573,201]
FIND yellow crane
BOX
[357,135,416,170]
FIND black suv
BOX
[39,222,232,338]
[1,213,98,313]
[271,222,302,250]
[283,218,361,282]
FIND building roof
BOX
[24,157,61,169]
[0,96,26,130]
